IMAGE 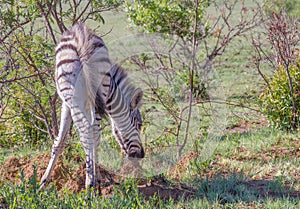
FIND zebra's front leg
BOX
[40,103,72,189]
[92,113,102,193]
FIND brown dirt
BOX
[0,154,195,200]
[225,119,268,134]
[1,148,299,200]
[0,154,74,191]
[167,152,198,180]
[138,178,195,201]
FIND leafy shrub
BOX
[125,0,209,40]
[176,69,210,101]
[260,59,300,130]
[0,34,55,148]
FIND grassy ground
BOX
[0,127,299,208]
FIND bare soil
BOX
[225,119,268,134]
[0,153,194,200]
[0,119,299,200]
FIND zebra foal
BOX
[40,23,144,190]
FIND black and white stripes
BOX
[106,65,144,158]
[40,23,144,190]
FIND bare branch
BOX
[178,0,200,158]
[74,0,92,23]
[0,70,48,84]
[36,0,57,45]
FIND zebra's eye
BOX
[137,122,142,131]
[134,119,142,131]
[133,116,142,131]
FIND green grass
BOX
[1,128,299,208]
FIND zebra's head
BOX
[112,88,144,159]
[127,88,144,159]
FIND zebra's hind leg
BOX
[70,107,99,191]
[40,103,72,189]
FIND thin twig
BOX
[178,0,199,158]
[36,0,57,45]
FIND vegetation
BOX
[265,0,300,17]
[253,3,300,130]
[125,0,209,39]
[1,128,299,208]
[260,61,300,130]
[0,0,121,147]
[0,0,299,208]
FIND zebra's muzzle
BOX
[128,147,144,159]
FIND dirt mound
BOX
[0,154,195,200]
[64,163,118,194]
[0,154,52,184]
[138,176,195,201]
[167,152,198,180]
[0,154,72,191]
[225,119,268,134]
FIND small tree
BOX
[0,0,121,147]
[125,0,263,157]
[253,8,300,131]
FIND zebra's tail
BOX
[56,23,112,122]
[61,23,105,62]
[75,23,111,95]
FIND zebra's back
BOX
[55,23,111,109]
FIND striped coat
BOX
[40,23,144,190]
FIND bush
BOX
[125,0,209,40]
[260,58,300,131]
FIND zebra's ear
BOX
[130,88,143,109]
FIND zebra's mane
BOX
[95,65,138,117]
[110,64,137,106]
